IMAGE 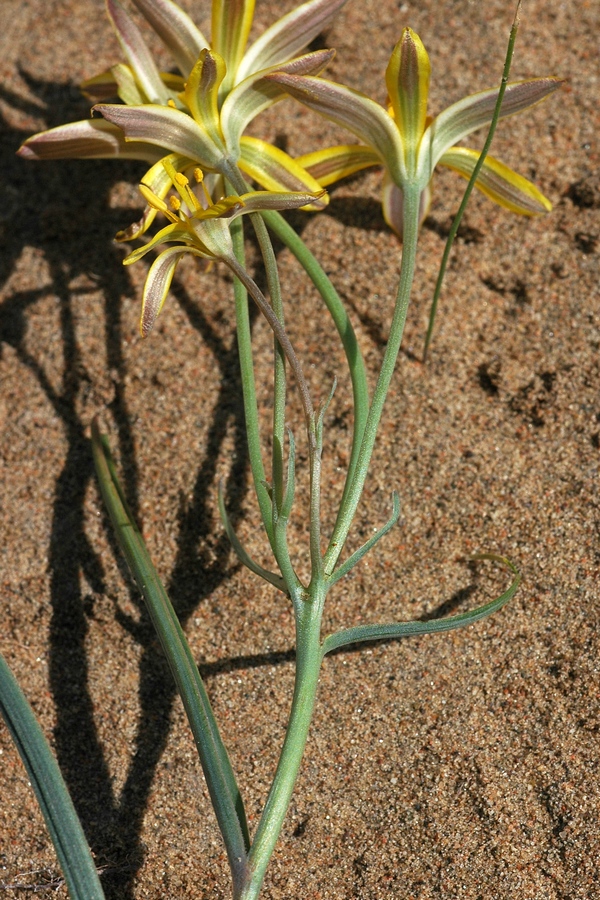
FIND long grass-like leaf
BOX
[0,652,106,900]
[91,421,250,888]
[322,554,520,655]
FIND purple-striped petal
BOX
[424,78,562,173]
[129,0,207,76]
[137,246,193,336]
[237,0,347,82]
[94,103,224,169]
[297,143,380,186]
[221,49,334,154]
[264,72,406,184]
[106,0,169,103]
[17,118,163,162]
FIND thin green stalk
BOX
[261,210,370,524]
[225,255,316,431]
[423,1,522,360]
[0,653,106,900]
[226,166,287,507]
[238,594,325,900]
[230,216,275,548]
[249,210,287,512]
[323,184,422,575]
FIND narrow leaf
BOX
[91,422,250,877]
[0,653,106,900]
[321,554,520,656]
[217,483,286,592]
[328,492,400,584]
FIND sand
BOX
[1,0,599,897]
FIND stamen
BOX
[139,183,168,213]
[167,99,176,108]
[193,168,204,184]
[169,195,182,211]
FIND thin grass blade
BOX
[0,653,106,900]
[322,554,520,655]
[91,421,250,882]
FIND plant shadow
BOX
[1,73,478,899]
[1,75,260,898]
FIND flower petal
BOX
[116,152,197,241]
[238,188,326,212]
[183,49,227,150]
[221,49,334,155]
[111,63,146,106]
[138,246,198,337]
[385,27,430,173]
[424,77,562,173]
[263,72,406,184]
[129,0,208,76]
[296,143,380,186]
[17,118,163,162]
[239,136,329,209]
[81,70,121,102]
[123,222,194,265]
[94,103,224,169]
[106,0,169,104]
[212,0,255,96]
[237,0,347,82]
[381,172,430,239]
[439,146,552,215]
[82,69,184,102]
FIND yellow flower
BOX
[123,159,324,336]
[19,0,348,236]
[266,27,562,238]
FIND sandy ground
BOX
[1,0,599,897]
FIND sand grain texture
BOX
[1,1,599,898]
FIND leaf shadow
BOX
[1,76,256,898]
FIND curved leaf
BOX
[321,554,520,656]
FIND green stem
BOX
[230,216,275,548]
[261,210,370,526]
[237,591,325,900]
[323,184,422,574]
[249,210,287,512]
[91,422,250,890]
[423,1,521,360]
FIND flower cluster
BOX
[19,0,561,312]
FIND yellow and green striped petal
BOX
[385,27,430,174]
[211,0,255,96]
[439,146,552,215]
[183,49,227,150]
[239,137,329,209]
[296,143,380,186]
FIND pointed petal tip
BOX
[17,142,36,159]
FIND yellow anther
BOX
[167,99,176,108]
[175,172,189,187]
[139,183,168,213]
[169,195,182,211]
[193,168,204,184]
